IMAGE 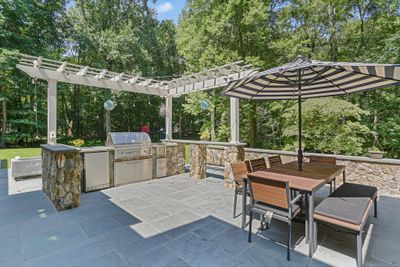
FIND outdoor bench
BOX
[313,182,378,267]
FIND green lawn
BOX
[0,148,41,169]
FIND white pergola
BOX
[17,54,259,144]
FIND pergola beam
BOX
[16,54,258,145]
[57,62,67,72]
[17,54,168,96]
[77,66,88,76]
[168,68,258,96]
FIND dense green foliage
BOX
[0,0,399,158]
[177,0,400,157]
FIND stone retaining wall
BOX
[206,146,400,195]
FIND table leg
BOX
[343,170,346,184]
[309,192,315,257]
[305,193,309,243]
[242,179,247,229]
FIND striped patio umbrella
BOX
[223,56,400,170]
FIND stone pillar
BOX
[41,144,82,211]
[47,79,57,144]
[223,145,245,188]
[165,143,185,176]
[190,144,207,179]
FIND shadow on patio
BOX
[0,168,399,267]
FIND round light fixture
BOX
[199,100,211,111]
[104,100,115,111]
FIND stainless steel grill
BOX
[106,132,153,186]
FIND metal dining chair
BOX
[244,160,252,173]
[247,175,303,261]
[249,158,267,172]
[309,155,337,193]
[231,161,250,218]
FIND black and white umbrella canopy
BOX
[223,56,400,171]
[223,56,400,100]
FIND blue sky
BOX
[67,1,185,24]
[150,0,186,23]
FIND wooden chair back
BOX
[268,155,282,168]
[249,176,290,209]
[244,160,252,173]
[231,162,248,187]
[309,155,336,165]
[250,158,267,172]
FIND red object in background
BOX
[140,124,150,135]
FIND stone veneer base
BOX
[41,144,82,211]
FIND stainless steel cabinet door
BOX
[133,159,152,182]
[84,152,110,191]
[114,161,134,186]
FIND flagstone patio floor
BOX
[0,167,399,267]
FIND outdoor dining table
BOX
[243,161,345,257]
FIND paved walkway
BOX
[0,168,399,267]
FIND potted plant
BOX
[369,146,384,159]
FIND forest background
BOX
[1,0,400,158]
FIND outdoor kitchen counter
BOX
[79,146,111,153]
[41,143,80,153]
[41,144,82,210]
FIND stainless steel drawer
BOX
[114,146,152,159]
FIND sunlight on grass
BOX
[0,148,41,169]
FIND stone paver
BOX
[0,167,399,266]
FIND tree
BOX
[282,98,371,155]
[177,0,283,146]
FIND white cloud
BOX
[157,2,174,13]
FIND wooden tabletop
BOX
[248,161,345,193]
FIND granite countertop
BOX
[41,144,80,153]
[79,146,110,153]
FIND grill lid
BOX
[106,132,151,146]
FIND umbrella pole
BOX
[298,70,303,171]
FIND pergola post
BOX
[47,79,57,144]
[165,96,172,140]
[230,97,240,143]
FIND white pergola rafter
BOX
[16,54,258,144]
[167,61,259,96]
[17,54,168,96]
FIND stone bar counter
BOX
[165,140,246,187]
[165,143,186,176]
[41,144,82,211]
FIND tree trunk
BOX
[373,110,379,146]
[61,93,73,137]
[0,85,7,147]
[210,105,216,141]
[178,106,182,139]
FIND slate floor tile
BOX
[76,251,129,267]
[76,214,122,238]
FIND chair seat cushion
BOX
[314,197,370,225]
[315,183,377,225]
[330,183,377,199]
